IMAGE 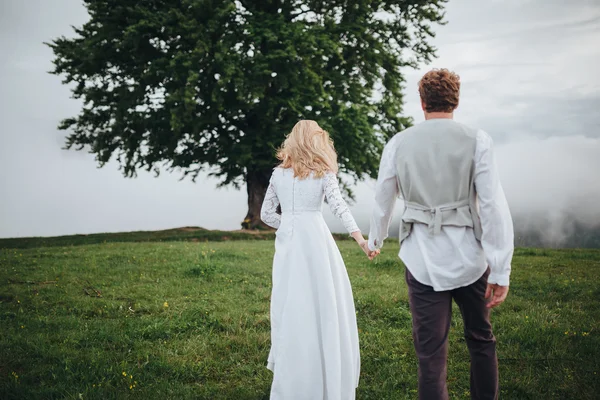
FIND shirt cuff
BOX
[488,270,510,286]
[368,237,378,252]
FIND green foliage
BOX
[47,0,447,220]
[1,238,599,399]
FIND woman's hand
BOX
[351,231,379,260]
[359,240,380,260]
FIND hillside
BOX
[2,225,599,250]
[1,236,599,398]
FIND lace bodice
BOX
[260,167,360,234]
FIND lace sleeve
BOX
[260,176,281,229]
[323,172,360,234]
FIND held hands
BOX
[359,240,380,260]
[350,231,380,260]
[485,283,509,308]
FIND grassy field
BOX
[0,232,599,399]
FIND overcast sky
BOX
[1,0,599,241]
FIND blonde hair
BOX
[276,120,338,179]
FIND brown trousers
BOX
[405,267,499,400]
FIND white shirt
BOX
[368,123,514,291]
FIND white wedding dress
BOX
[260,167,361,400]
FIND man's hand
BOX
[359,241,380,260]
[485,284,509,308]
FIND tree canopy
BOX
[49,0,446,228]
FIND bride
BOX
[261,120,378,399]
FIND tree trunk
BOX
[242,168,273,230]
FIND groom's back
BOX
[395,119,478,208]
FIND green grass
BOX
[0,227,354,250]
[0,235,599,399]
[0,227,276,250]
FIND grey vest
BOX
[395,119,483,243]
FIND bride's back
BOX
[271,167,325,213]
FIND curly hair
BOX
[277,120,338,179]
[418,69,461,113]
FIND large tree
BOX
[48,0,446,229]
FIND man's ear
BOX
[421,99,427,111]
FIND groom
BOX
[367,69,514,399]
